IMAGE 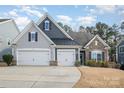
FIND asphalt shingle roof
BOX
[51,38,79,45]
[68,31,94,47]
[0,19,10,22]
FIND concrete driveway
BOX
[0,66,80,88]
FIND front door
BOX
[80,51,85,65]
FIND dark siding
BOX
[117,40,124,64]
[38,17,68,39]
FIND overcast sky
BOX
[0,5,124,31]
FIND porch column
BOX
[50,46,55,61]
[78,48,80,61]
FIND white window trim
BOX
[119,45,124,53]
[91,50,102,62]
[45,20,50,31]
[30,32,36,42]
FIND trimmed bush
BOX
[120,64,124,70]
[85,60,97,67]
[75,60,81,67]
[114,63,121,68]
[85,60,109,67]
[2,54,13,66]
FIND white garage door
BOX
[57,49,76,66]
[17,49,50,66]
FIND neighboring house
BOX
[116,39,124,64]
[68,31,110,65]
[0,19,19,60]
[12,13,81,66]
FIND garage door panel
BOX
[57,49,75,66]
[17,49,50,66]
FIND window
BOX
[95,40,98,46]
[91,50,102,62]
[8,40,10,45]
[29,32,38,42]
[44,20,50,30]
[119,46,124,53]
[6,38,11,46]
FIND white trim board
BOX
[12,21,56,46]
[36,13,73,40]
[119,45,124,54]
[56,45,81,48]
[17,48,50,51]
[84,35,110,49]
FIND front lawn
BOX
[74,67,124,88]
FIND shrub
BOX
[103,62,109,67]
[75,60,81,67]
[120,64,124,70]
[2,54,13,66]
[114,63,121,69]
[85,60,109,67]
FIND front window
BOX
[44,20,50,30]
[119,46,124,53]
[91,50,102,62]
[31,32,36,42]
[29,32,38,42]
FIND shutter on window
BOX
[28,32,31,41]
[102,52,104,61]
[89,52,91,60]
[35,32,38,41]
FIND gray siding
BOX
[16,26,51,48]
[117,40,124,64]
[38,17,68,39]
[0,20,19,60]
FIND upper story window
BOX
[119,46,124,53]
[44,20,50,31]
[28,32,38,42]
[95,40,98,46]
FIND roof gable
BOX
[12,21,55,45]
[37,13,73,40]
[84,35,110,48]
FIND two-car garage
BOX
[16,49,76,66]
[17,49,50,66]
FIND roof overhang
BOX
[55,45,82,48]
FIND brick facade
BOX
[85,37,109,62]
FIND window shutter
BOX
[28,32,31,41]
[35,32,38,41]
[89,52,91,60]
[102,52,104,61]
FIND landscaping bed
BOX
[0,62,8,67]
